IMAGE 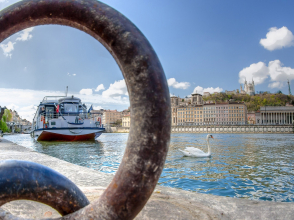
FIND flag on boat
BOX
[88,105,93,113]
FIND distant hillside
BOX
[203,92,294,112]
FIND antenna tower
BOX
[288,80,292,95]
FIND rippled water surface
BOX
[4,133,294,202]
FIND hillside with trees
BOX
[203,92,294,112]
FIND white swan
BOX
[179,134,213,157]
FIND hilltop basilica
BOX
[240,79,255,96]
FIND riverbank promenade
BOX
[0,138,293,219]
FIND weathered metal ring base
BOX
[0,160,89,216]
[0,0,171,219]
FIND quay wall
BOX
[109,125,294,134]
[172,125,294,134]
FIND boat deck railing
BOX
[37,112,102,122]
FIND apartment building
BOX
[102,110,122,126]
[177,105,203,125]
[122,114,131,127]
[175,99,247,125]
[215,103,229,125]
[203,103,216,125]
[228,102,247,125]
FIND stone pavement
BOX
[0,138,294,219]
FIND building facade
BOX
[171,94,247,126]
[215,103,229,125]
[228,102,247,125]
[247,112,256,124]
[259,106,294,125]
[102,110,122,126]
[177,105,203,125]
[171,95,179,126]
[122,114,131,127]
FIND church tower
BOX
[191,92,203,105]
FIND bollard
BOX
[0,0,171,219]
[0,160,90,216]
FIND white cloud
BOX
[0,27,34,58]
[67,73,76,76]
[93,105,103,110]
[260,27,294,51]
[267,60,294,88]
[192,86,223,95]
[268,60,294,82]
[168,78,190,89]
[0,41,15,58]
[268,82,285,89]
[16,27,34,41]
[239,62,269,85]
[95,84,105,92]
[79,89,93,95]
[102,79,128,97]
[0,88,130,122]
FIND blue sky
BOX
[1,0,294,121]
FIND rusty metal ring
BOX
[0,0,171,219]
[0,160,89,216]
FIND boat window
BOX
[46,107,54,113]
[64,104,79,113]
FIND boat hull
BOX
[33,129,104,141]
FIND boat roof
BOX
[41,96,66,104]
[58,96,81,104]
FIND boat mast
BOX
[65,86,68,97]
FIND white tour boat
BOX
[31,95,105,141]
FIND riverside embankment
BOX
[1,138,294,219]
[109,125,294,134]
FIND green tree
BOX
[3,109,12,122]
[0,109,12,133]
[0,119,10,133]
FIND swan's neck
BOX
[206,138,211,154]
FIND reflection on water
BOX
[4,133,294,202]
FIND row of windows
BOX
[204,114,244,117]
[204,110,244,113]
[178,119,203,122]
[179,115,203,118]
[178,107,202,111]
[123,122,130,127]
[178,118,244,123]
[203,106,244,110]
[178,111,203,114]
[177,122,246,125]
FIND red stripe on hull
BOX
[37,131,96,141]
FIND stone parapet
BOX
[172,125,294,134]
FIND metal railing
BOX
[36,112,102,124]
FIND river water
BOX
[3,133,294,202]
